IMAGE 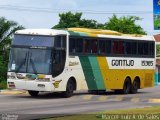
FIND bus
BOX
[7,28,155,97]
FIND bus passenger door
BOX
[52,50,66,77]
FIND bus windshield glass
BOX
[8,34,66,75]
[8,48,52,74]
[13,34,54,47]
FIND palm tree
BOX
[0,17,23,89]
[0,17,24,59]
[0,17,23,43]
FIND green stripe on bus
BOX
[79,56,97,90]
[88,57,105,90]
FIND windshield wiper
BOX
[16,53,27,73]
[30,58,37,74]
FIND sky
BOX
[154,0,160,14]
[0,0,159,35]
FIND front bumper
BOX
[7,79,55,92]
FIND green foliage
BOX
[104,14,147,35]
[0,17,23,42]
[156,44,160,57]
[53,11,102,29]
[0,80,7,90]
[0,17,24,89]
[53,12,146,35]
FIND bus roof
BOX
[15,29,68,36]
[67,28,154,41]
[15,28,155,41]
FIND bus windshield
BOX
[8,34,66,75]
[8,47,52,74]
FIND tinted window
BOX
[69,37,83,53]
[99,40,105,54]
[138,42,150,56]
[91,39,98,53]
[125,41,137,55]
[69,38,76,53]
[106,40,111,54]
[84,39,91,53]
[149,42,155,56]
[99,39,111,54]
[76,38,83,53]
[69,36,154,58]
[54,36,66,49]
[13,34,54,47]
[112,41,124,54]
[143,42,149,55]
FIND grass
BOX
[0,80,7,90]
[43,106,160,120]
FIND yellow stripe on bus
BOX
[97,57,109,89]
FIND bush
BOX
[0,47,8,90]
[0,80,7,90]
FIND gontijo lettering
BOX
[112,59,134,66]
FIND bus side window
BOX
[119,41,124,54]
[84,39,90,53]
[138,42,144,55]
[112,40,124,55]
[69,38,76,53]
[99,40,105,54]
[76,38,83,53]
[91,39,97,53]
[144,42,149,55]
[112,41,119,54]
[149,42,154,57]
[55,36,66,49]
[125,42,132,55]
[106,40,111,54]
[52,50,66,77]
[131,42,137,55]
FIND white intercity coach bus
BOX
[7,28,155,97]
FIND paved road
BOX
[0,86,160,120]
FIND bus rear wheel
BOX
[131,80,139,94]
[121,78,131,94]
[28,90,39,97]
[62,79,74,98]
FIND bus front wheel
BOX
[28,90,39,97]
[62,79,74,98]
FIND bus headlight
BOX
[37,78,50,82]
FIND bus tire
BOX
[121,78,131,94]
[88,90,95,94]
[114,90,121,94]
[130,80,139,94]
[62,79,74,98]
[28,90,39,97]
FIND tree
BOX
[0,17,23,89]
[53,12,146,35]
[103,14,147,35]
[53,11,102,29]
[0,17,23,43]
